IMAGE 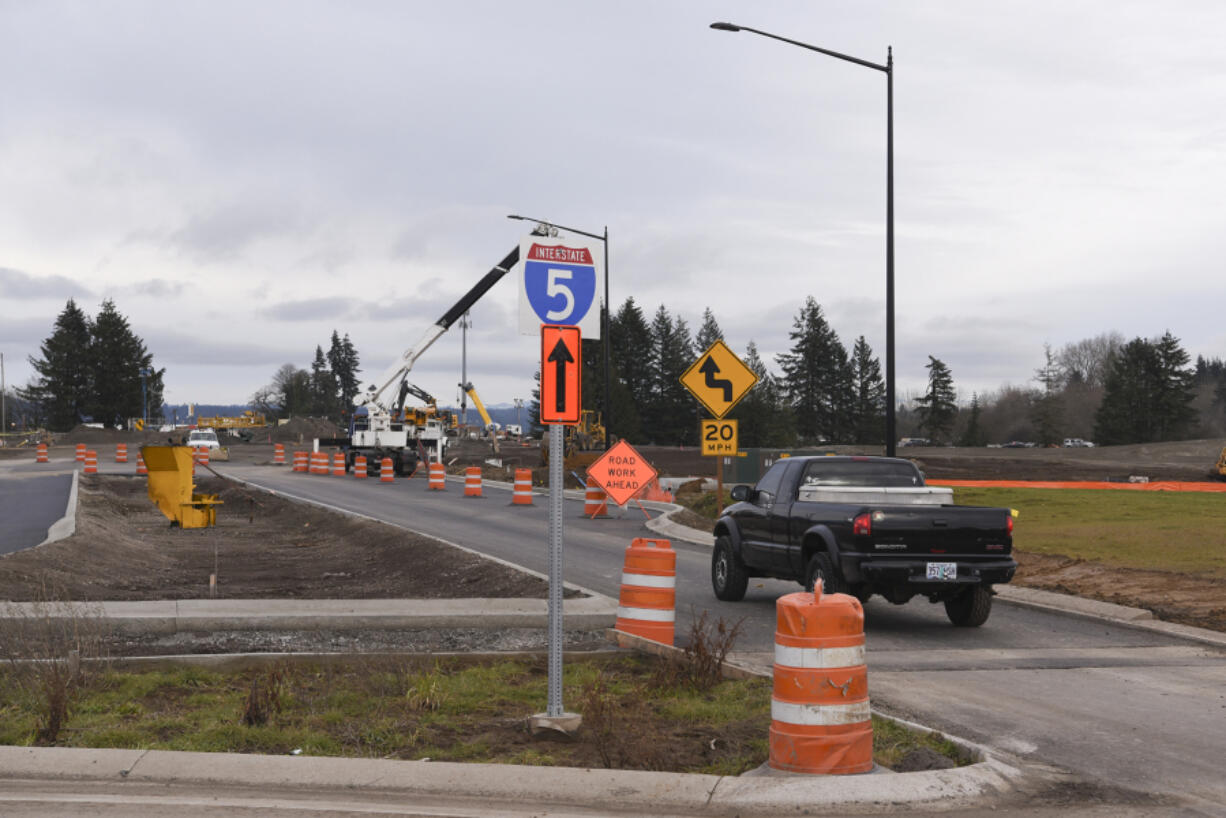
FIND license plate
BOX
[926,561,957,580]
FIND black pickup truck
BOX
[711,456,1016,626]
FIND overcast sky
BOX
[3,1,1224,413]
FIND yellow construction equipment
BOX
[1216,446,1226,479]
[141,445,222,528]
[542,410,607,471]
[194,411,267,429]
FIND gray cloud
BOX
[262,298,355,323]
[0,267,94,301]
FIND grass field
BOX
[952,487,1226,578]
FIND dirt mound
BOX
[267,417,342,444]
[0,474,568,602]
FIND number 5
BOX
[545,269,574,321]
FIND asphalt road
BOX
[5,457,1226,809]
[0,461,73,554]
[220,462,1226,810]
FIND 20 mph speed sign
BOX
[518,235,603,338]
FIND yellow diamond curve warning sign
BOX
[680,340,759,419]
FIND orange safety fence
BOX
[929,479,1226,493]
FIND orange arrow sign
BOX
[540,324,581,425]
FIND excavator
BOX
[541,409,606,471]
[460,382,499,453]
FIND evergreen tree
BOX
[849,336,886,445]
[1094,338,1160,444]
[915,356,958,443]
[21,299,94,430]
[1153,331,1197,440]
[731,341,796,448]
[610,298,657,416]
[959,392,987,447]
[309,346,338,418]
[775,296,853,443]
[694,307,723,354]
[87,299,164,427]
[1093,333,1198,445]
[1030,343,1064,446]
[644,306,696,444]
[327,331,362,416]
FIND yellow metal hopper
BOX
[140,445,222,528]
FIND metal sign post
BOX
[547,421,564,717]
[529,324,582,735]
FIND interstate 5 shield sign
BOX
[518,235,603,338]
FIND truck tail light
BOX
[853,513,872,537]
[1007,515,1014,535]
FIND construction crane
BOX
[338,246,520,476]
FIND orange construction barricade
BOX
[310,451,328,475]
[353,454,368,478]
[511,468,533,506]
[115,443,128,463]
[332,451,346,476]
[36,443,49,463]
[583,476,609,518]
[273,443,285,465]
[195,446,210,467]
[614,538,676,645]
[380,457,395,483]
[136,453,148,476]
[292,451,309,472]
[75,443,86,462]
[83,450,98,475]
[768,583,872,775]
[464,466,482,497]
[428,462,446,490]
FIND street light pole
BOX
[710,22,897,457]
[507,214,613,449]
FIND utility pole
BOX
[1,352,6,440]
[459,311,470,428]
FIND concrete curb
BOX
[36,467,79,547]
[0,596,619,636]
[0,742,1024,815]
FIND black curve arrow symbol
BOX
[547,338,575,414]
[699,356,733,402]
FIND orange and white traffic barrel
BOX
[614,538,676,645]
[195,446,210,467]
[380,457,395,483]
[428,461,446,490]
[136,453,147,476]
[511,468,533,506]
[463,466,482,497]
[353,454,368,478]
[75,443,86,462]
[310,451,327,475]
[36,443,49,463]
[583,476,609,518]
[83,450,98,475]
[332,451,346,476]
[292,451,309,473]
[273,443,285,465]
[768,584,872,775]
[115,443,128,463]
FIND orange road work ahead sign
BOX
[540,324,581,425]
[586,439,658,507]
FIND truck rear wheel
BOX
[804,553,846,596]
[711,536,748,602]
[945,586,992,627]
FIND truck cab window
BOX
[753,461,788,506]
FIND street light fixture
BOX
[710,22,897,457]
[507,214,612,449]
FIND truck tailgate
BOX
[868,506,1011,555]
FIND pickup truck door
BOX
[739,461,793,574]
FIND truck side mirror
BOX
[730,484,750,502]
